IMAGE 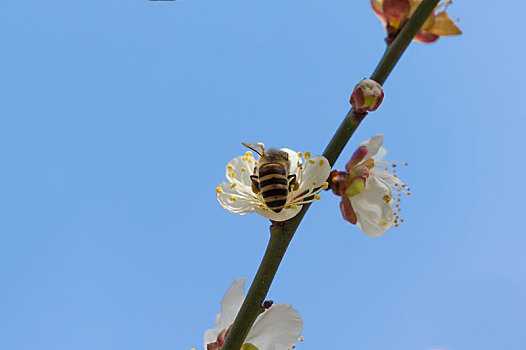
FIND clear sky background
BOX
[1,1,525,350]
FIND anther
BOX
[304,151,311,159]
[298,152,303,158]
[322,182,329,189]
[308,160,315,164]
[241,167,246,172]
[216,187,224,194]
[230,196,237,201]
[315,194,321,200]
[319,159,325,166]
[300,337,304,342]
[227,165,235,170]
[230,183,236,189]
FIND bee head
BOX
[242,142,290,166]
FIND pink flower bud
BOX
[350,79,384,112]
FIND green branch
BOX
[220,1,439,349]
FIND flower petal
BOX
[360,134,384,161]
[246,303,303,350]
[204,279,246,349]
[254,205,302,222]
[428,11,462,36]
[281,148,300,175]
[295,156,331,194]
[372,145,387,162]
[216,182,257,215]
[351,176,394,238]
[216,278,246,330]
[226,155,256,187]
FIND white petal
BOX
[351,176,394,238]
[226,155,256,187]
[204,328,219,349]
[254,205,302,222]
[372,146,387,162]
[281,148,300,175]
[360,134,384,160]
[246,303,303,350]
[295,156,331,194]
[204,279,247,349]
[216,278,246,330]
[217,182,258,215]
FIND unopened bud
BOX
[350,79,384,112]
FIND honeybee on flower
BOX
[216,143,331,222]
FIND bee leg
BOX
[287,174,298,191]
[250,175,260,194]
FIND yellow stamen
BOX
[304,151,311,159]
[292,345,296,349]
[230,196,237,202]
[383,195,390,203]
[297,152,303,158]
[322,182,329,190]
[255,161,258,165]
[245,151,253,157]
[312,181,316,186]
[241,167,246,172]
[230,172,235,178]
[300,337,304,342]
[227,165,235,170]
[308,160,315,164]
[314,194,321,200]
[289,204,298,209]
[216,187,224,194]
[230,183,237,189]
[319,159,325,166]
[379,221,388,226]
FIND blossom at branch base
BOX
[216,146,331,222]
[350,79,384,112]
[328,135,409,238]
[371,0,461,43]
[204,278,303,350]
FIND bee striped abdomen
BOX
[258,163,289,213]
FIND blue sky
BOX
[1,1,525,350]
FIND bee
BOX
[242,142,299,213]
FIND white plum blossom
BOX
[204,278,303,350]
[216,145,331,222]
[329,134,409,237]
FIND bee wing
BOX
[241,142,265,156]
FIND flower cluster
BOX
[329,135,409,237]
[204,279,303,350]
[371,0,461,43]
[216,145,331,222]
